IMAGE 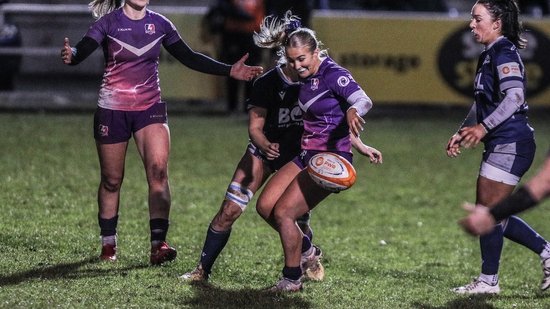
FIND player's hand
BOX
[262,142,280,160]
[61,37,73,64]
[347,108,365,137]
[356,145,383,164]
[446,134,462,158]
[458,124,486,149]
[458,203,496,236]
[230,53,264,82]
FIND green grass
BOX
[1,112,550,308]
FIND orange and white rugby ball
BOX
[307,152,356,192]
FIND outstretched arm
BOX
[60,37,99,65]
[165,40,263,81]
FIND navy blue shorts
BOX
[481,139,535,180]
[93,102,167,144]
[292,149,353,170]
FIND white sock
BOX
[540,242,550,260]
[102,235,117,246]
[479,273,498,285]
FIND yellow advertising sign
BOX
[160,12,550,106]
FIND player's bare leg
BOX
[135,123,176,265]
[96,141,128,261]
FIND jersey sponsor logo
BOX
[278,105,303,126]
[311,78,319,91]
[145,24,156,35]
[117,28,132,32]
[98,124,109,137]
[278,90,286,100]
[337,76,350,87]
[497,62,522,79]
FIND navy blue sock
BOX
[503,216,547,254]
[199,226,231,274]
[297,212,313,241]
[304,226,314,242]
[282,266,302,281]
[480,223,504,275]
[301,234,312,253]
[98,214,118,236]
[150,218,169,242]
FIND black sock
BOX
[199,226,231,274]
[150,218,169,242]
[98,214,118,236]
[282,266,302,281]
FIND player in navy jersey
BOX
[446,0,550,294]
[60,0,263,265]
[460,150,550,234]
[253,11,381,292]
[179,41,382,283]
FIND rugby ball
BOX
[307,152,356,192]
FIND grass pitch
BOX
[1,111,549,308]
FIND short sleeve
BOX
[325,68,363,104]
[495,47,524,92]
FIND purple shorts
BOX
[93,102,167,144]
[292,149,353,170]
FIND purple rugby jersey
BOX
[298,57,365,153]
[85,8,181,111]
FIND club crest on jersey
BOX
[310,78,319,91]
[483,55,491,65]
[145,24,156,35]
[337,76,350,87]
[98,124,109,137]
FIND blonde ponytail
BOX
[89,0,123,19]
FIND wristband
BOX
[480,122,490,133]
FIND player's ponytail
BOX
[89,0,123,19]
[477,0,527,49]
[253,10,301,49]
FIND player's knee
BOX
[256,199,272,220]
[148,162,168,184]
[225,182,253,211]
[273,206,292,227]
[220,201,244,222]
[101,175,123,193]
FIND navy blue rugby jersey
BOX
[246,65,303,151]
[474,37,533,146]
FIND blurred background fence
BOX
[1,0,549,112]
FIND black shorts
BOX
[247,142,300,171]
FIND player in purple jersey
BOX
[60,0,263,265]
[253,11,381,292]
[446,0,550,294]
[179,33,382,283]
